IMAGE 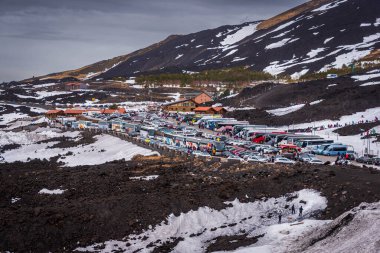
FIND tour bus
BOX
[124,122,141,133]
[279,135,323,145]
[216,121,250,128]
[296,139,334,149]
[204,118,236,130]
[232,125,267,135]
[194,115,223,125]
[322,144,349,156]
[242,128,281,141]
[140,125,156,138]
[162,133,225,155]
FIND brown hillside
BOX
[257,0,333,30]
[361,49,380,61]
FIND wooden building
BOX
[194,107,216,114]
[64,109,85,116]
[194,106,227,115]
[182,91,213,104]
[65,82,88,91]
[213,107,227,115]
[101,108,126,114]
[45,109,64,119]
[162,99,198,112]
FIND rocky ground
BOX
[221,75,380,126]
[333,121,380,136]
[1,156,379,252]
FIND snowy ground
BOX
[284,201,380,253]
[284,107,380,155]
[0,112,29,125]
[76,189,328,253]
[317,126,380,156]
[0,129,159,167]
[266,104,305,116]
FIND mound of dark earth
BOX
[0,156,379,252]
[224,76,380,126]
[333,121,380,136]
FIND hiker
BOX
[291,204,295,214]
[278,212,282,224]
[299,206,303,216]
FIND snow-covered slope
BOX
[28,0,380,81]
[76,189,328,253]
[96,0,380,79]
[287,201,380,253]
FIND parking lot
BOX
[48,109,380,169]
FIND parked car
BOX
[372,157,380,166]
[128,131,139,137]
[246,155,269,163]
[299,153,315,162]
[356,155,374,164]
[308,158,324,164]
[274,157,296,164]
[193,151,211,157]
[263,147,279,154]
[227,154,245,162]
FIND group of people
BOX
[335,153,351,165]
[278,204,303,224]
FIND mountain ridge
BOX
[25,0,380,82]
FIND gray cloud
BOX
[0,0,307,82]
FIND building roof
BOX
[45,109,63,114]
[194,106,213,112]
[64,109,85,114]
[183,91,212,98]
[163,98,197,106]
[213,107,226,112]
[101,108,126,114]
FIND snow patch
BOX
[265,38,299,50]
[232,57,247,62]
[312,0,348,12]
[39,188,66,195]
[359,81,380,86]
[175,54,184,60]
[76,189,327,253]
[267,104,305,116]
[291,69,309,79]
[1,134,159,167]
[129,175,159,181]
[310,99,324,105]
[351,72,380,81]
[220,23,258,47]
[323,37,334,44]
[33,83,57,88]
[307,48,325,58]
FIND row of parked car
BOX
[220,144,324,165]
[356,155,380,165]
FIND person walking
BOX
[299,206,303,216]
[278,212,282,224]
[291,204,295,214]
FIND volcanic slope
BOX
[222,69,380,126]
[30,0,380,81]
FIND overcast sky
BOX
[0,0,307,82]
